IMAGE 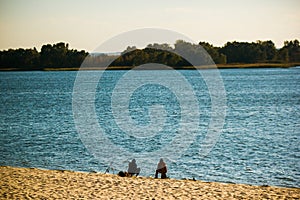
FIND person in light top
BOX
[128,159,140,177]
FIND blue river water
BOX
[0,68,299,188]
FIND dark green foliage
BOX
[199,42,226,64]
[280,40,300,62]
[111,40,299,67]
[40,42,88,68]
[219,41,277,63]
[0,42,88,70]
[0,48,40,69]
[0,40,299,70]
[219,40,299,64]
[110,40,224,67]
[110,47,191,68]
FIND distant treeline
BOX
[112,40,300,67]
[0,43,88,70]
[0,39,299,70]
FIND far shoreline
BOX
[0,63,300,71]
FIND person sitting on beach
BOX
[155,158,167,179]
[128,159,140,177]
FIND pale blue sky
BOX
[0,0,299,51]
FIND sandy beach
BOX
[0,166,299,199]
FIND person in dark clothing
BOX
[155,158,167,179]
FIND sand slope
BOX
[0,166,299,199]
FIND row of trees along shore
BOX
[0,40,299,70]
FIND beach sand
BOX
[0,166,299,199]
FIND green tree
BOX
[258,40,276,61]
[281,40,300,62]
[220,41,271,63]
[199,42,227,64]
[0,48,39,69]
[40,42,87,68]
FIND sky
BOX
[0,0,299,52]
